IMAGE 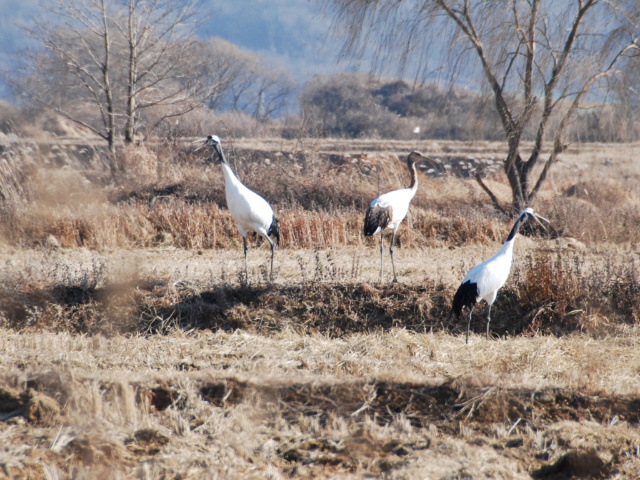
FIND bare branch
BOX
[322,0,640,209]
[475,174,507,214]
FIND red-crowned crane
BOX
[364,151,426,283]
[452,207,549,343]
[196,135,279,284]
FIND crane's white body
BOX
[220,162,275,241]
[461,238,516,307]
[367,187,416,234]
[197,135,279,283]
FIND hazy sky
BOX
[198,0,364,78]
[0,0,363,99]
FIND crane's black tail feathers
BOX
[452,280,478,317]
[268,216,280,247]
[364,205,391,237]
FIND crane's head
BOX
[195,134,221,151]
[407,151,429,166]
[521,207,550,229]
[195,135,225,163]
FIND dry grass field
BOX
[2,134,640,478]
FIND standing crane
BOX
[196,135,279,284]
[364,151,426,282]
[452,207,549,343]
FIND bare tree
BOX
[195,38,251,111]
[117,0,204,143]
[10,0,208,155]
[15,0,119,154]
[323,0,640,212]
[198,38,295,120]
[608,54,640,142]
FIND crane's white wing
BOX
[226,182,274,235]
[369,188,416,229]
[462,253,513,303]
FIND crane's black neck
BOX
[506,212,528,242]
[407,155,418,190]
[214,143,228,165]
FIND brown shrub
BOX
[0,385,22,412]
[23,392,60,425]
[515,251,640,336]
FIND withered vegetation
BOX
[1,253,639,339]
[1,136,640,478]
[3,329,640,478]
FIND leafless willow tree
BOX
[10,0,209,156]
[323,0,640,212]
[195,38,251,112]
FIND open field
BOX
[3,325,640,479]
[1,136,640,478]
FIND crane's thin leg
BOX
[243,236,249,285]
[486,304,493,339]
[389,230,398,283]
[269,238,275,283]
[379,232,384,283]
[466,306,476,344]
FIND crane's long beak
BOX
[410,151,434,164]
[194,140,208,152]
[533,213,550,230]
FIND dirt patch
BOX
[532,448,609,479]
[65,436,126,466]
[0,385,22,412]
[200,380,247,407]
[125,429,170,456]
[135,385,187,412]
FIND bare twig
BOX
[475,174,507,214]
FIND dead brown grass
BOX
[4,138,640,251]
[2,137,640,478]
[2,329,640,478]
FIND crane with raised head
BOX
[452,207,549,343]
[364,151,426,283]
[196,135,279,284]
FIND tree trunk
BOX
[125,0,136,144]
[504,151,526,213]
[101,2,117,178]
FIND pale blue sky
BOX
[0,0,364,99]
